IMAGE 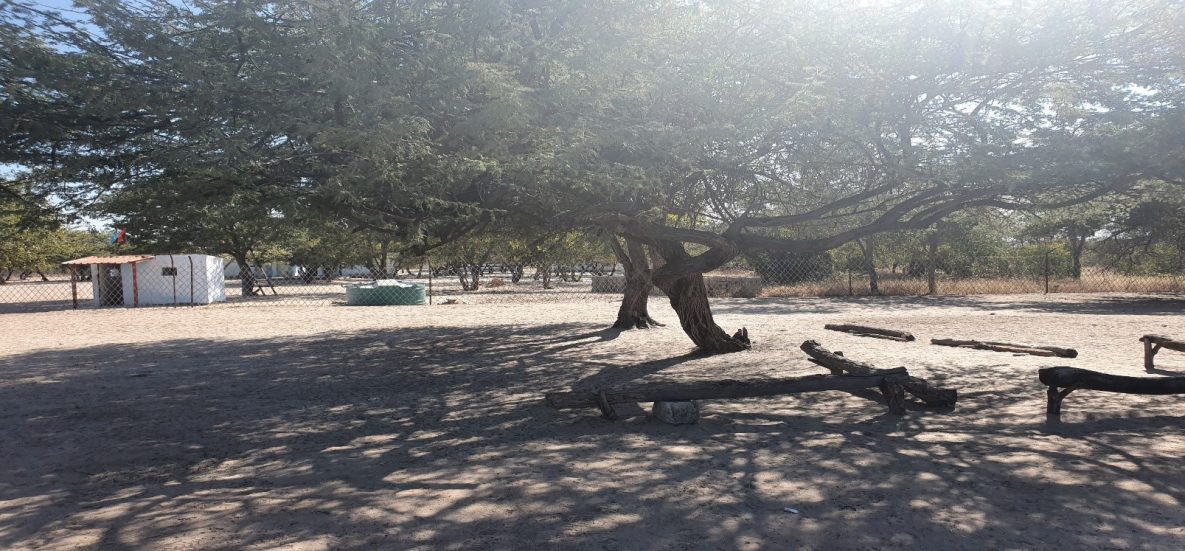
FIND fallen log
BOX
[931,338,1078,358]
[800,339,882,375]
[800,340,957,407]
[824,323,915,342]
[1141,334,1185,370]
[546,369,910,415]
[1039,366,1185,416]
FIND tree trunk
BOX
[610,236,662,329]
[1069,232,1085,280]
[469,264,482,291]
[858,238,879,294]
[233,255,256,296]
[655,271,750,353]
[650,240,749,354]
[377,240,390,279]
[926,233,939,294]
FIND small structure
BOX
[62,254,226,308]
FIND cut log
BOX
[896,377,958,408]
[545,370,908,414]
[1141,334,1185,370]
[825,323,915,342]
[800,339,883,375]
[931,338,1078,358]
[800,340,957,407]
[1039,366,1185,416]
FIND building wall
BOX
[114,255,227,306]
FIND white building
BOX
[62,254,226,307]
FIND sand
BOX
[2,294,1185,550]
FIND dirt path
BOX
[2,294,1184,549]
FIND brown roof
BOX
[62,255,155,265]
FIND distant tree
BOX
[1022,202,1116,279]
[99,174,293,296]
[1097,187,1185,274]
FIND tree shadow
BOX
[4,320,1185,548]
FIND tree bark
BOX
[653,271,748,352]
[858,238,879,294]
[610,236,662,329]
[1069,231,1085,280]
[233,255,256,296]
[649,240,749,354]
[925,232,939,294]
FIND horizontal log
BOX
[931,338,1078,358]
[1040,366,1185,415]
[545,370,908,410]
[800,340,956,407]
[1039,366,1185,395]
[825,323,915,342]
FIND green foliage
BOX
[3,0,1183,280]
[0,194,109,279]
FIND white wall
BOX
[113,255,226,306]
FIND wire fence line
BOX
[1,252,1183,314]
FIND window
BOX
[162,267,178,276]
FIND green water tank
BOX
[344,280,427,305]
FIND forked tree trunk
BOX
[654,272,749,352]
[651,240,749,354]
[609,236,662,329]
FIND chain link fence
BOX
[2,251,1183,314]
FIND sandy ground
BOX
[2,294,1185,550]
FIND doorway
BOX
[97,264,124,306]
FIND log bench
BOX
[545,369,912,421]
[1039,366,1185,416]
[1141,334,1185,370]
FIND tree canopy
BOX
[3,0,1182,351]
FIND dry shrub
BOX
[486,278,508,288]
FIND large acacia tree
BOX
[539,0,1185,352]
[5,0,1183,353]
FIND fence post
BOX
[1043,252,1050,294]
[427,260,433,305]
[848,268,853,296]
